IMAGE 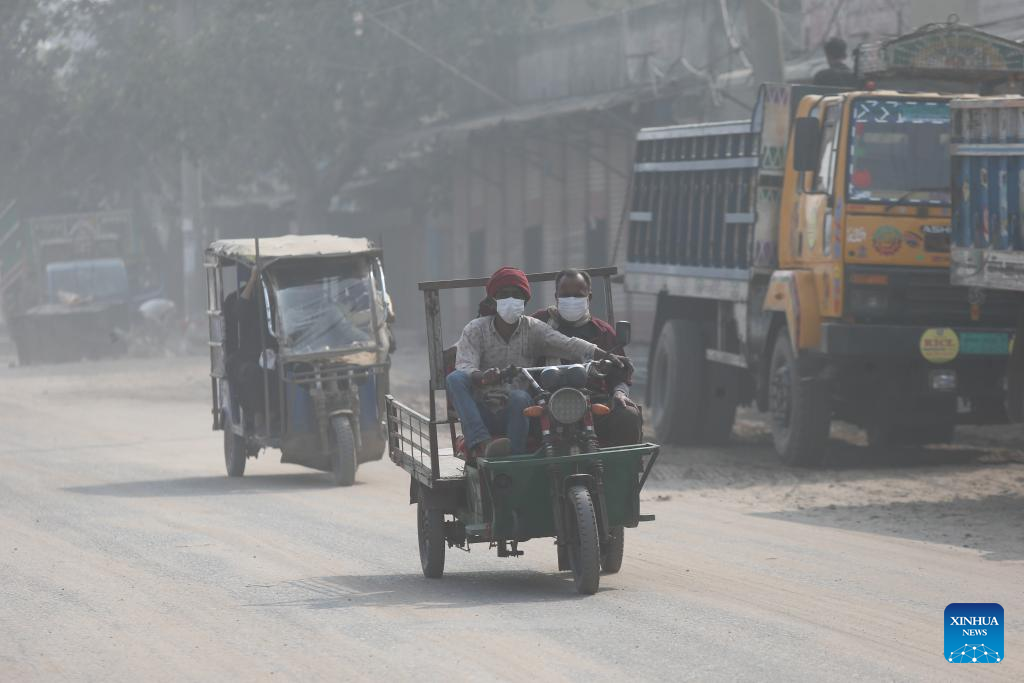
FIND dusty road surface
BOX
[2,338,1023,682]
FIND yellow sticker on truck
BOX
[920,328,959,364]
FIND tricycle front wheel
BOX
[566,484,601,595]
[330,417,357,487]
[417,502,445,578]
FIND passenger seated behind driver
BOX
[533,268,642,446]
[447,266,626,461]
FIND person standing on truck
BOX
[813,37,860,88]
[533,269,642,445]
[447,266,625,460]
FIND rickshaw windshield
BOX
[272,260,375,355]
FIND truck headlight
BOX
[929,369,957,391]
[848,287,889,314]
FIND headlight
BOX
[548,388,588,424]
[848,287,889,315]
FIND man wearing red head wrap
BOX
[447,266,626,459]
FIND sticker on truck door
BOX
[920,328,960,364]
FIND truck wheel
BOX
[223,427,246,478]
[769,330,830,466]
[417,501,446,578]
[330,417,358,487]
[650,320,703,444]
[703,364,739,445]
[600,526,625,574]
[566,484,601,595]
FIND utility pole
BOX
[177,0,202,326]
[746,0,786,84]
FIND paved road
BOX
[1,353,1022,681]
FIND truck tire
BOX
[417,501,446,578]
[330,417,358,487]
[600,526,625,574]
[566,484,601,595]
[650,320,704,444]
[703,364,739,445]
[223,426,246,478]
[768,330,830,466]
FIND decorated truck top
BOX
[949,95,1024,292]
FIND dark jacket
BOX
[533,307,631,393]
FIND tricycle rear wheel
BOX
[417,502,446,578]
[223,426,246,478]
[566,484,601,595]
[601,526,624,574]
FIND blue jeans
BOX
[446,370,532,454]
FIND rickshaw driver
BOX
[447,266,628,460]
[223,266,278,429]
[533,268,642,446]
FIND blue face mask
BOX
[495,297,525,324]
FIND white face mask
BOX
[557,296,589,322]
[495,297,525,324]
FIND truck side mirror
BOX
[615,320,631,348]
[792,117,821,173]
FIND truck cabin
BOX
[782,24,1024,327]
[45,257,130,306]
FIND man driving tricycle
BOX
[386,266,659,595]
[447,267,629,461]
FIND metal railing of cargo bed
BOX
[627,120,758,271]
[386,395,438,484]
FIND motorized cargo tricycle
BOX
[206,235,394,485]
[386,267,658,594]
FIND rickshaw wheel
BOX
[417,502,446,578]
[223,427,246,478]
[330,418,358,487]
[601,526,625,574]
[566,484,600,595]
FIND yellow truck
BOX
[624,24,1024,464]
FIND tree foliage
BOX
[3,0,550,230]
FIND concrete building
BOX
[349,0,1024,345]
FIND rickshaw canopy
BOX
[207,235,379,265]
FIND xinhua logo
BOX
[945,603,1004,663]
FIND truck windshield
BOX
[273,260,375,355]
[847,98,950,206]
[46,258,129,304]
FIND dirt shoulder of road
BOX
[648,410,1024,563]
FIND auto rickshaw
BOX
[386,267,658,594]
[206,235,394,485]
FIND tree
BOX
[5,1,552,229]
[180,0,547,232]
[0,2,74,213]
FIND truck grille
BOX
[849,268,1018,326]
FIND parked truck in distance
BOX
[0,209,161,365]
[624,24,1024,465]
[949,95,1024,420]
